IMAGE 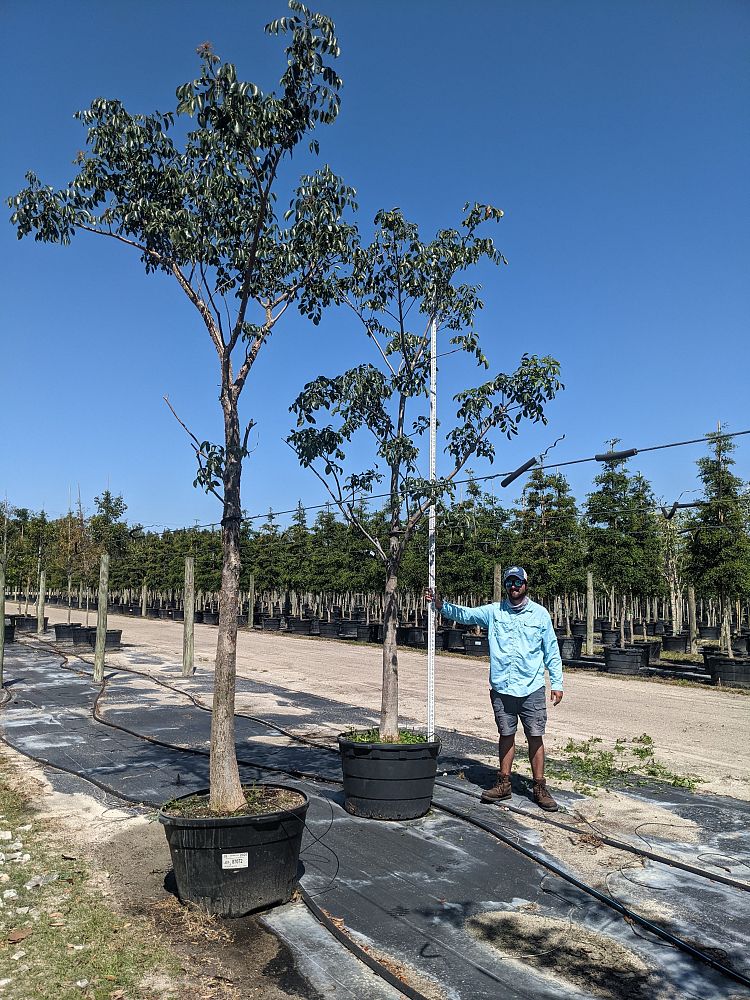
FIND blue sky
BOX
[2,0,748,530]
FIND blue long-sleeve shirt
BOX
[440,598,563,696]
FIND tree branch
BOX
[163,395,224,503]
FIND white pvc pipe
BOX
[427,319,437,742]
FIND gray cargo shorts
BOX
[490,685,547,738]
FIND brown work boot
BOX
[532,779,559,812]
[481,773,512,804]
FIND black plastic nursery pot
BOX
[202,611,220,626]
[705,655,750,689]
[699,625,720,641]
[86,629,122,651]
[318,621,340,639]
[158,785,309,918]
[558,635,583,660]
[442,627,466,652]
[463,634,489,656]
[662,634,690,654]
[3,624,15,644]
[603,645,647,674]
[571,621,587,638]
[633,639,661,664]
[338,735,440,821]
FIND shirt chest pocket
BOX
[519,621,543,649]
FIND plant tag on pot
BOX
[222,852,249,870]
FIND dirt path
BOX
[31,604,750,798]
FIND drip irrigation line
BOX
[24,635,750,894]
[9,637,750,992]
[297,887,432,1000]
[435,798,750,991]
[432,781,750,893]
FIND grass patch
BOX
[343,727,428,744]
[547,733,702,794]
[0,758,181,1000]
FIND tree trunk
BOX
[380,550,400,740]
[619,594,626,649]
[67,573,72,624]
[688,586,698,655]
[586,571,594,657]
[209,392,245,814]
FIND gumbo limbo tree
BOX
[289,207,562,739]
[8,3,357,812]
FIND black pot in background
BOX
[558,635,583,660]
[698,625,720,641]
[285,617,312,636]
[338,735,439,820]
[603,645,647,674]
[86,629,123,650]
[463,634,489,656]
[202,611,220,626]
[337,621,359,640]
[442,628,466,652]
[632,639,661,663]
[600,629,620,647]
[3,624,15,644]
[318,621,340,639]
[570,622,587,638]
[705,655,750,689]
[159,786,309,917]
[662,634,689,654]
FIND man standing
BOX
[426,566,563,811]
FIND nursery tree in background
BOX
[585,451,663,641]
[289,207,562,739]
[9,3,357,812]
[686,428,750,654]
[513,466,584,611]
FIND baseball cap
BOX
[503,566,528,583]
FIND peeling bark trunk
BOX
[209,390,246,814]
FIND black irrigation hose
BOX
[435,798,750,992]
[432,779,750,894]
[25,635,750,893]
[2,655,424,1000]
[10,638,750,992]
[297,886,431,1000]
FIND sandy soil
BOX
[0,743,321,999]
[26,604,750,799]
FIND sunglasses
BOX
[505,579,525,589]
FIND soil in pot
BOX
[338,731,439,821]
[159,785,309,918]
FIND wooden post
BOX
[688,585,698,655]
[141,581,147,618]
[247,574,255,629]
[0,561,5,686]
[493,564,502,603]
[182,556,195,677]
[93,553,109,683]
[37,570,46,635]
[586,571,594,657]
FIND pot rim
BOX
[337,732,441,751]
[157,783,309,827]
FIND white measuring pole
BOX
[427,318,437,742]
